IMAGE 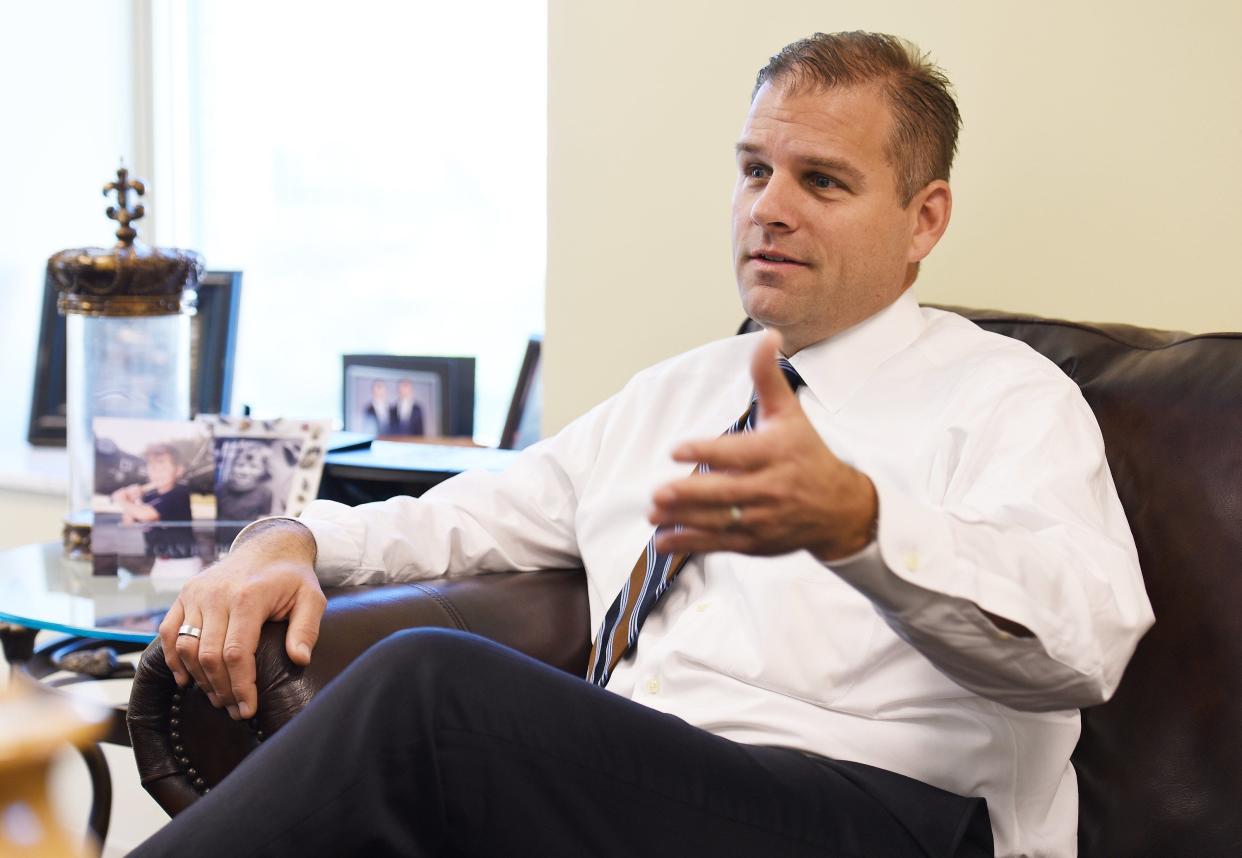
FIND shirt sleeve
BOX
[829,371,1154,712]
[296,396,616,586]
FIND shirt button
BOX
[903,550,921,572]
[645,677,661,695]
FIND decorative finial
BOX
[103,161,146,247]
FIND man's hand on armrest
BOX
[156,518,326,721]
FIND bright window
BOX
[159,1,546,444]
[0,1,134,460]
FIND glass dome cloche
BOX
[47,165,203,556]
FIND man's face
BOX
[732,82,927,353]
[371,381,388,401]
[398,380,414,401]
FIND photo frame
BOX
[499,336,542,450]
[342,355,475,439]
[90,417,217,573]
[27,269,243,446]
[196,415,332,521]
[86,414,330,575]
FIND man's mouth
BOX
[749,250,807,266]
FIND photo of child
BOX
[215,439,276,520]
[92,418,216,566]
[93,421,215,514]
[110,442,193,524]
[200,416,332,524]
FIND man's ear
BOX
[906,179,952,264]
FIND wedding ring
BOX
[728,505,743,527]
[177,625,202,639]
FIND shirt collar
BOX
[785,289,925,414]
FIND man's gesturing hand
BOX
[650,331,878,561]
[157,521,326,721]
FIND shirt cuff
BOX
[296,499,377,586]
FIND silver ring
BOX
[177,625,202,639]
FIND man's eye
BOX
[811,174,839,190]
[746,164,769,179]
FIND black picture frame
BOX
[192,271,243,420]
[342,354,475,439]
[27,269,243,446]
[499,336,541,450]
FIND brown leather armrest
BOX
[127,569,590,817]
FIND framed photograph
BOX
[27,269,243,446]
[91,417,216,511]
[197,415,332,521]
[499,336,542,450]
[342,355,475,439]
[90,417,217,571]
[192,270,243,419]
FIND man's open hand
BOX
[157,522,326,721]
[650,331,877,561]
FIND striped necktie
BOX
[586,356,806,686]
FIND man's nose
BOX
[750,174,798,231]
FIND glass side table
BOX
[0,523,239,852]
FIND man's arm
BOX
[652,332,1153,711]
[162,395,618,720]
[294,398,614,586]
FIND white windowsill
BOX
[0,436,70,497]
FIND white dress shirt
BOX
[297,291,1154,857]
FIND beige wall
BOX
[546,0,1242,432]
[0,490,66,550]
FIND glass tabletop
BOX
[0,522,243,643]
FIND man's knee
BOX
[370,625,492,660]
[363,627,507,694]
[321,628,504,735]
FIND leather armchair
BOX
[128,308,1242,856]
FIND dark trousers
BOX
[132,628,992,857]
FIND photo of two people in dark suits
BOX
[350,372,439,437]
[362,378,425,436]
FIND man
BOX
[362,378,394,435]
[138,32,1152,857]
[390,377,427,435]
